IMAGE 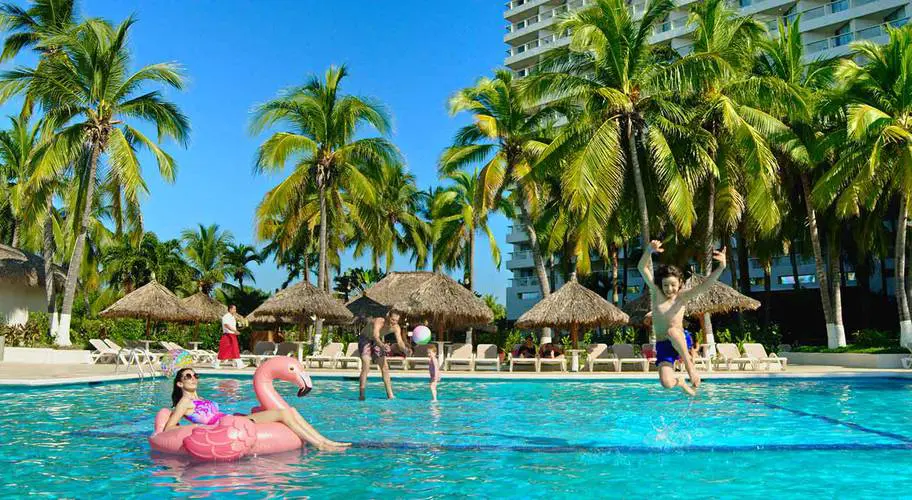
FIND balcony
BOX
[506,225,531,243]
[804,17,907,55]
[505,0,548,22]
[507,250,535,270]
[510,276,541,288]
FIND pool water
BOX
[3,376,912,498]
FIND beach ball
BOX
[161,349,193,377]
[411,326,432,345]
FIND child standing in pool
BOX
[428,344,441,401]
[638,240,726,396]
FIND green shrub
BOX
[0,313,52,347]
[792,345,908,354]
[851,328,898,348]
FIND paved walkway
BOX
[1,361,910,386]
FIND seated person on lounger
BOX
[514,335,536,358]
[539,342,563,358]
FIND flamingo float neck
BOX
[251,357,313,410]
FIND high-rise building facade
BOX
[503,0,905,320]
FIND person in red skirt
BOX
[215,304,243,369]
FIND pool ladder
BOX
[114,348,160,380]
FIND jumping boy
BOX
[638,240,726,396]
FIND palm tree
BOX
[0,18,189,345]
[431,170,506,292]
[349,161,428,271]
[0,115,50,247]
[104,231,191,292]
[224,243,261,290]
[0,0,76,62]
[181,223,233,295]
[442,70,556,303]
[525,0,703,250]
[250,65,399,294]
[683,0,790,346]
[758,16,846,347]
[812,26,912,346]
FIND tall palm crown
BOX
[0,115,51,247]
[525,0,700,244]
[812,26,912,344]
[224,243,261,290]
[251,65,400,292]
[0,0,76,62]
[349,161,428,271]
[181,223,234,295]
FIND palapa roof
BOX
[248,280,353,325]
[99,280,200,322]
[346,294,391,320]
[181,292,228,323]
[0,244,65,288]
[622,275,761,325]
[515,279,629,329]
[386,272,493,328]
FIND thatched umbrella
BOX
[354,271,494,340]
[622,275,761,326]
[386,272,493,335]
[516,279,629,348]
[99,280,200,336]
[181,292,228,323]
[248,281,353,325]
[0,243,65,288]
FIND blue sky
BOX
[2,1,513,302]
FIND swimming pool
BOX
[2,376,911,498]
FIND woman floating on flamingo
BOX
[150,356,349,460]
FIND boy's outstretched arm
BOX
[639,240,662,294]
[681,247,727,300]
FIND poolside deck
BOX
[1,362,911,386]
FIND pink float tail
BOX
[182,416,258,461]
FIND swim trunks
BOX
[654,331,693,365]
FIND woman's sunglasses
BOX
[182,372,199,380]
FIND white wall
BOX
[0,283,46,326]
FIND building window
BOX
[739,0,752,6]
[885,8,907,27]
[749,277,766,287]
[831,0,849,14]
[835,24,851,47]
[779,274,817,285]
[519,292,540,300]
[846,272,857,282]
[626,286,640,295]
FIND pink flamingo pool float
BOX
[150,356,314,461]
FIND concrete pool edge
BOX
[2,363,911,387]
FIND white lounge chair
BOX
[509,344,538,372]
[89,339,126,364]
[642,343,657,370]
[306,342,344,368]
[538,350,567,372]
[275,342,299,357]
[405,344,431,370]
[715,343,754,370]
[336,343,363,370]
[902,346,912,369]
[105,339,161,364]
[444,343,474,371]
[473,344,501,371]
[160,341,216,364]
[742,343,788,371]
[240,341,277,367]
[612,344,649,372]
[587,343,619,372]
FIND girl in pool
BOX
[638,240,726,396]
[164,368,350,452]
[428,344,441,401]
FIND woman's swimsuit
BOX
[184,399,227,425]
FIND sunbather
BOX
[515,335,536,358]
[540,342,562,358]
[164,368,349,452]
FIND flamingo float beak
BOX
[296,371,313,397]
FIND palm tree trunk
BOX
[900,194,912,346]
[827,234,846,347]
[622,242,630,305]
[763,264,772,335]
[702,180,717,356]
[518,202,552,342]
[303,254,311,285]
[57,143,102,346]
[11,219,19,248]
[789,245,801,290]
[800,172,837,347]
[314,182,328,349]
[42,199,58,340]
[465,229,475,345]
[611,246,620,304]
[628,117,650,246]
[726,235,737,289]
